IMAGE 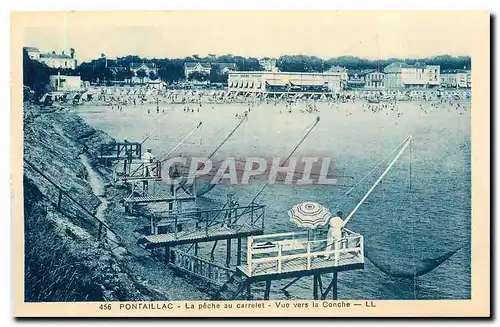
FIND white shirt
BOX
[142,152,155,163]
[328,216,344,240]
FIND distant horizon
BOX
[22,45,471,64]
[22,12,477,63]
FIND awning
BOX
[244,82,248,88]
[289,80,325,87]
[239,81,243,87]
[266,80,288,87]
[249,82,254,88]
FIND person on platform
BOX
[326,211,345,262]
[142,148,155,177]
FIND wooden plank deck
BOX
[137,224,264,248]
[124,194,195,204]
[118,175,163,182]
[98,154,129,159]
[238,253,364,280]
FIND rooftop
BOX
[23,47,40,52]
[184,62,211,68]
[442,69,470,74]
[229,71,345,76]
[40,53,73,59]
[212,62,237,69]
[325,65,347,73]
[130,62,157,69]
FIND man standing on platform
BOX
[142,148,155,194]
[326,211,345,263]
[142,148,155,177]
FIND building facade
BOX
[184,62,212,78]
[24,47,77,70]
[228,71,344,94]
[440,69,471,88]
[258,59,278,72]
[325,66,348,85]
[129,63,158,83]
[49,74,83,91]
[365,71,386,89]
[384,62,440,88]
[212,62,238,74]
[130,63,157,76]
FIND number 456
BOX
[99,304,112,310]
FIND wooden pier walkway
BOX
[238,251,363,280]
[124,194,195,205]
[138,224,263,249]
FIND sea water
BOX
[78,99,471,300]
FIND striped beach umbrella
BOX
[288,201,332,230]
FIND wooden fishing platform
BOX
[212,229,365,300]
[138,224,263,249]
[98,141,142,162]
[115,160,163,184]
[238,251,363,281]
[124,194,195,205]
[239,230,364,280]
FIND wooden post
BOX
[264,280,272,300]
[57,190,62,210]
[194,243,199,256]
[247,237,253,277]
[250,205,254,224]
[97,222,103,239]
[236,238,242,266]
[306,242,311,270]
[313,274,319,300]
[165,246,170,264]
[277,244,282,273]
[332,272,338,300]
[226,239,232,267]
[246,283,251,300]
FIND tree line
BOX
[23,49,472,95]
[76,53,471,83]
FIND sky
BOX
[21,11,483,63]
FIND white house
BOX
[384,62,440,88]
[258,59,278,72]
[24,47,41,60]
[440,69,471,88]
[325,66,349,85]
[24,47,77,70]
[49,74,83,91]
[365,71,386,89]
[129,63,158,83]
[212,62,238,75]
[184,62,211,78]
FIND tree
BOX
[157,59,185,82]
[136,69,147,83]
[149,71,158,81]
[23,49,50,97]
[188,71,209,82]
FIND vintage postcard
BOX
[11,11,490,317]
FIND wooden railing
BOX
[169,248,234,286]
[246,229,364,277]
[115,160,162,180]
[153,203,265,239]
[99,142,141,160]
[24,158,122,244]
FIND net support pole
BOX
[343,135,412,226]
